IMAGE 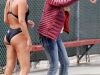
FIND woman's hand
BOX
[27,20,35,28]
[26,39,32,51]
[90,0,97,3]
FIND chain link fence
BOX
[0,0,100,73]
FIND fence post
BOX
[76,1,80,63]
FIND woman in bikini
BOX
[3,0,34,75]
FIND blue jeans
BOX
[39,35,70,75]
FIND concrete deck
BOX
[1,54,100,75]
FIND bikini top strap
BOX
[8,0,14,12]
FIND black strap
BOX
[8,0,18,19]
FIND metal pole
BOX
[76,1,80,63]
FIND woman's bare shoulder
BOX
[18,0,27,8]
[17,0,26,3]
[5,0,10,8]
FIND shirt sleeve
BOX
[48,0,78,7]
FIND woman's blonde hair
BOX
[64,7,70,11]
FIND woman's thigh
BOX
[4,36,17,70]
[6,44,17,70]
[16,45,30,69]
[10,33,30,69]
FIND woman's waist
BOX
[9,24,20,29]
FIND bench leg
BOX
[86,50,90,62]
[77,44,93,63]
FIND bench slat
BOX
[31,39,100,52]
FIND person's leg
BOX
[4,37,17,75]
[15,40,30,75]
[10,32,30,75]
[13,59,20,72]
[57,36,70,75]
[39,35,59,75]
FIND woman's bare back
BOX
[6,0,20,29]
